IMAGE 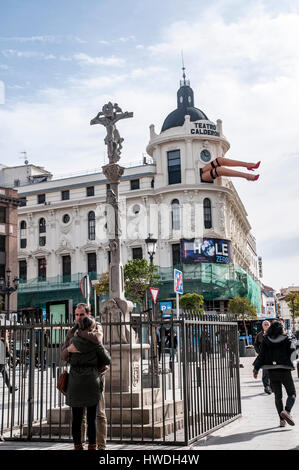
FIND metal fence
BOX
[0,312,241,445]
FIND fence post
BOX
[181,318,189,445]
[27,324,35,440]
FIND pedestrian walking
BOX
[0,327,17,393]
[254,320,272,394]
[61,303,108,450]
[166,328,177,371]
[61,315,110,450]
[253,320,297,427]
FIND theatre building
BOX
[12,74,261,317]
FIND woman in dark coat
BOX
[253,320,297,427]
[63,316,111,450]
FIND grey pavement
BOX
[1,356,298,451]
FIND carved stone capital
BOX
[102,163,124,183]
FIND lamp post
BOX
[0,268,19,319]
[145,233,157,309]
[145,234,157,268]
[145,234,159,377]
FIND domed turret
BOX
[161,72,208,132]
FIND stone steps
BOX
[23,414,185,439]
[106,400,183,424]
[46,399,183,426]
[105,388,163,407]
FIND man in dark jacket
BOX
[253,320,297,427]
[254,320,272,394]
[61,303,107,450]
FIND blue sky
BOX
[1,0,299,290]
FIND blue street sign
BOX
[42,308,47,321]
[160,301,173,311]
[174,269,183,294]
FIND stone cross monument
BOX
[91,102,146,392]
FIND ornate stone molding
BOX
[31,248,51,258]
[102,163,124,183]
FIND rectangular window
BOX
[39,236,46,247]
[0,266,5,278]
[108,251,111,265]
[37,194,45,204]
[132,247,143,260]
[19,260,27,281]
[38,258,46,280]
[0,235,5,252]
[87,252,97,274]
[86,186,95,197]
[61,190,70,201]
[167,150,181,185]
[62,255,71,281]
[19,197,27,207]
[172,243,181,266]
[20,239,27,249]
[0,206,6,223]
[130,179,140,190]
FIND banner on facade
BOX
[181,238,232,265]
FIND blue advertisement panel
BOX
[181,238,232,265]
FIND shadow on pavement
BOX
[196,427,292,447]
[241,393,267,400]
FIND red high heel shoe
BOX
[252,174,259,181]
[247,161,261,171]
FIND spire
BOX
[180,51,190,87]
[177,55,194,108]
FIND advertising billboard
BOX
[181,238,232,265]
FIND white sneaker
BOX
[280,410,295,426]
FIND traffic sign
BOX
[174,269,183,294]
[149,287,159,304]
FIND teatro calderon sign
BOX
[191,122,219,137]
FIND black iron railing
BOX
[0,312,241,445]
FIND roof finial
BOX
[181,50,186,84]
[180,51,189,87]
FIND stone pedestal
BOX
[105,343,150,393]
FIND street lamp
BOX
[0,268,19,319]
[145,234,159,377]
[145,234,157,266]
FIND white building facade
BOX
[12,76,261,314]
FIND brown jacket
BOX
[61,321,103,362]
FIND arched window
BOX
[20,220,27,230]
[88,211,96,240]
[39,218,46,233]
[38,218,46,246]
[203,198,212,229]
[171,199,180,230]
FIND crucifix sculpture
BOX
[90,102,133,164]
[90,102,135,344]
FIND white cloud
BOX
[73,53,125,66]
[0,35,87,44]
[1,49,56,59]
[1,4,299,289]
[119,35,135,42]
